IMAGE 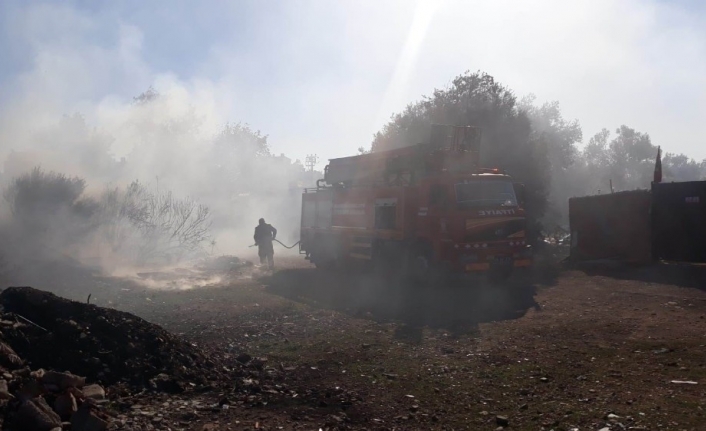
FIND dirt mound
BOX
[0,286,211,387]
[0,286,302,429]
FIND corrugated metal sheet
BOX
[568,190,652,263]
[652,181,706,263]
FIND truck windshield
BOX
[455,180,517,207]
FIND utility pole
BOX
[305,154,318,172]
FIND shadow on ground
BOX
[262,268,540,341]
[575,260,706,290]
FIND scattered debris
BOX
[671,380,698,385]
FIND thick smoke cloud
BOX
[1,0,705,275]
[0,3,321,275]
[2,83,317,268]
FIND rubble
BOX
[70,405,108,431]
[13,397,61,431]
[0,286,306,429]
[0,286,215,428]
[81,385,104,400]
[0,286,213,386]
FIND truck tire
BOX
[310,236,340,271]
[401,244,433,288]
[488,265,513,284]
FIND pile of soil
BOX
[0,286,213,387]
[0,286,304,430]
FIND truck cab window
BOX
[455,180,517,208]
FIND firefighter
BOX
[254,218,277,269]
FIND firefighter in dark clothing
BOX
[254,218,277,269]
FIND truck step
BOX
[350,242,372,248]
[349,252,372,260]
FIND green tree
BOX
[573,126,705,196]
[662,153,706,181]
[519,95,583,227]
[606,125,655,189]
[211,123,271,194]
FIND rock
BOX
[31,369,46,379]
[41,370,86,390]
[250,356,268,369]
[0,379,14,400]
[15,397,62,431]
[149,373,184,393]
[16,378,44,400]
[71,405,108,431]
[82,384,106,400]
[0,341,23,368]
[236,353,252,364]
[540,377,549,383]
[496,415,510,426]
[54,392,78,419]
[606,413,620,419]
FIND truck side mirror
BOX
[513,183,526,206]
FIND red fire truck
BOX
[299,125,532,282]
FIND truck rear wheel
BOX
[310,236,341,271]
[488,266,513,284]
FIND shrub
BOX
[97,181,212,264]
[3,167,89,222]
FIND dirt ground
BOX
[5,252,706,431]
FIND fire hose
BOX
[249,239,300,249]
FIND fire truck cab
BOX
[299,125,532,282]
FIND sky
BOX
[1,0,705,168]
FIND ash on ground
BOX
[133,255,253,290]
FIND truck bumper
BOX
[464,258,532,272]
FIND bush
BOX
[97,181,212,264]
[2,168,212,269]
[3,167,90,222]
